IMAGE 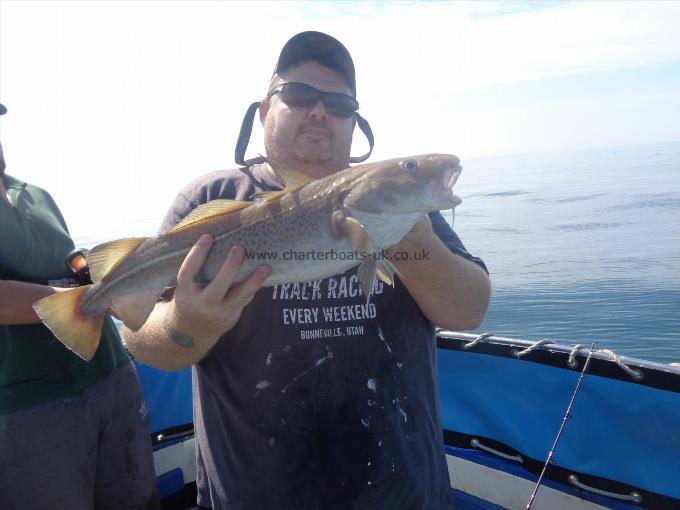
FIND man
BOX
[125,32,490,509]
[0,102,159,509]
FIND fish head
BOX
[342,154,462,214]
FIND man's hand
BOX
[166,234,272,348]
[123,234,271,370]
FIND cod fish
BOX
[34,154,462,360]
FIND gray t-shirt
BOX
[160,164,487,510]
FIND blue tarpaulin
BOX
[438,349,680,500]
[134,361,193,434]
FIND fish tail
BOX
[33,285,105,361]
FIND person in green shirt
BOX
[0,102,159,510]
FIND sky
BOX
[1,0,679,239]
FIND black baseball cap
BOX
[0,103,6,116]
[273,31,357,98]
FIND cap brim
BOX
[275,31,356,97]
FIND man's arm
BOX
[0,280,68,325]
[386,215,491,331]
[122,235,271,372]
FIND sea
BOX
[73,141,680,365]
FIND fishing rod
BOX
[525,339,598,510]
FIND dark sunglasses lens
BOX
[324,98,356,118]
[280,83,357,118]
[280,83,319,107]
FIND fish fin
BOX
[264,157,312,192]
[111,289,164,331]
[165,199,251,235]
[376,258,399,286]
[357,257,377,302]
[33,285,104,361]
[87,237,147,283]
[336,215,374,253]
[334,209,377,299]
[251,190,286,201]
[330,209,347,239]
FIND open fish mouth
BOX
[432,162,462,203]
[445,162,462,189]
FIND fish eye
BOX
[400,159,418,172]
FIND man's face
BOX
[261,60,356,178]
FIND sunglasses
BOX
[268,82,359,118]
